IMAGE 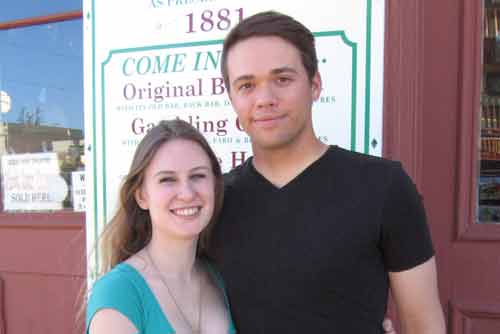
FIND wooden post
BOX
[0,276,5,334]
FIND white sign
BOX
[0,90,11,114]
[84,0,385,273]
[1,153,68,211]
[71,171,86,212]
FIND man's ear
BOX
[227,89,234,105]
[135,187,149,210]
[311,71,322,101]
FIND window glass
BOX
[479,0,500,223]
[0,1,81,22]
[0,19,84,212]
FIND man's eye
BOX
[277,77,291,84]
[238,82,253,91]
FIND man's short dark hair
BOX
[221,11,318,91]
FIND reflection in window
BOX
[0,19,84,212]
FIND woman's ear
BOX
[134,187,149,210]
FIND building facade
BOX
[0,1,499,333]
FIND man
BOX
[209,11,445,333]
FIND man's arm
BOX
[389,257,446,334]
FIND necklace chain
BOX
[145,248,202,333]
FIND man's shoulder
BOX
[223,158,253,189]
[329,146,401,176]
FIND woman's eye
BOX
[159,177,176,183]
[191,173,206,180]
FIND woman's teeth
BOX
[172,207,200,216]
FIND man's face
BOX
[226,36,321,151]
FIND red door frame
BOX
[385,0,500,332]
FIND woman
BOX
[86,119,235,334]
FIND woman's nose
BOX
[176,181,196,201]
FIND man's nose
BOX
[255,83,277,108]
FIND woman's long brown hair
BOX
[76,119,224,331]
[99,118,224,273]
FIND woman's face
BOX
[135,139,215,241]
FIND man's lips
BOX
[253,114,286,127]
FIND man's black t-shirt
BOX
[209,146,434,333]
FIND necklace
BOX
[145,248,202,333]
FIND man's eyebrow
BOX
[270,66,298,75]
[232,67,299,86]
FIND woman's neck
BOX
[143,236,198,280]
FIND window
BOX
[0,12,84,212]
[479,0,500,223]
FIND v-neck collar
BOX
[118,261,236,334]
[117,263,175,332]
[247,145,336,192]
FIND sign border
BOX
[88,0,375,273]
